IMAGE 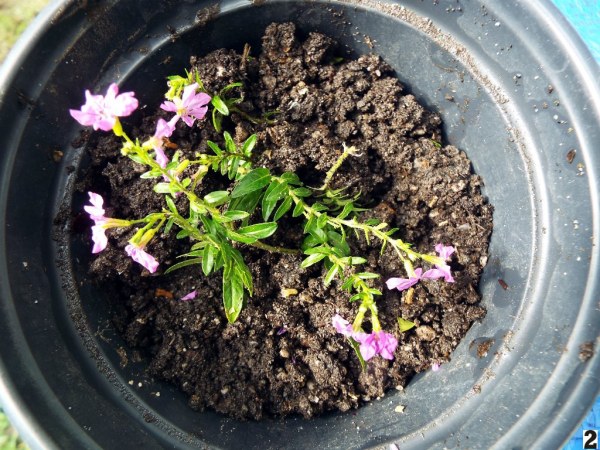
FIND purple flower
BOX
[70,83,138,131]
[386,268,423,292]
[180,290,197,301]
[161,83,211,127]
[277,327,288,336]
[332,314,354,337]
[354,331,398,361]
[125,244,159,273]
[422,244,455,282]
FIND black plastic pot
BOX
[0,0,598,448]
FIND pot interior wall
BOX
[0,0,597,449]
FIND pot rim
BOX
[0,1,598,449]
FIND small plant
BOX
[70,73,455,365]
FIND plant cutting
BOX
[72,77,458,361]
[70,23,492,419]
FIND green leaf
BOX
[324,264,340,285]
[202,245,216,276]
[301,234,320,250]
[177,250,205,258]
[140,169,162,179]
[340,256,367,266]
[300,253,327,269]
[127,154,146,165]
[164,258,202,274]
[221,210,250,222]
[398,317,416,333]
[364,218,381,226]
[312,202,328,212]
[212,107,222,132]
[358,272,380,280]
[304,246,331,255]
[327,231,350,256]
[242,134,257,156]
[281,172,301,185]
[227,156,240,179]
[307,223,327,243]
[207,140,222,156]
[231,168,271,198]
[292,200,305,217]
[211,95,229,115]
[273,196,293,221]
[200,215,217,235]
[190,200,206,215]
[348,337,367,371]
[164,217,175,234]
[337,203,354,220]
[233,257,253,293]
[165,196,178,214]
[229,189,263,219]
[224,131,236,153]
[237,222,278,239]
[204,190,230,205]
[223,272,244,323]
[317,213,329,229]
[154,183,172,194]
[176,229,190,239]
[226,230,257,244]
[293,187,312,198]
[220,81,243,94]
[262,181,288,221]
[349,293,363,302]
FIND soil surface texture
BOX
[78,23,493,420]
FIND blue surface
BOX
[553,0,600,61]
[564,398,600,449]
[553,1,600,448]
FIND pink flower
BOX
[84,192,106,222]
[161,83,211,127]
[332,314,354,337]
[70,83,138,131]
[149,117,177,168]
[84,192,109,253]
[91,225,108,254]
[353,331,398,361]
[180,290,197,301]
[422,244,455,282]
[436,243,455,260]
[332,315,398,361]
[386,268,423,292]
[125,244,159,273]
[431,362,441,372]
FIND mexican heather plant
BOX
[70,72,455,365]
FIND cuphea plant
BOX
[70,73,455,365]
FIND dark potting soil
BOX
[78,23,493,420]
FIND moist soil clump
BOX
[79,22,493,420]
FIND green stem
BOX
[281,180,421,263]
[318,143,358,191]
[250,240,301,255]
